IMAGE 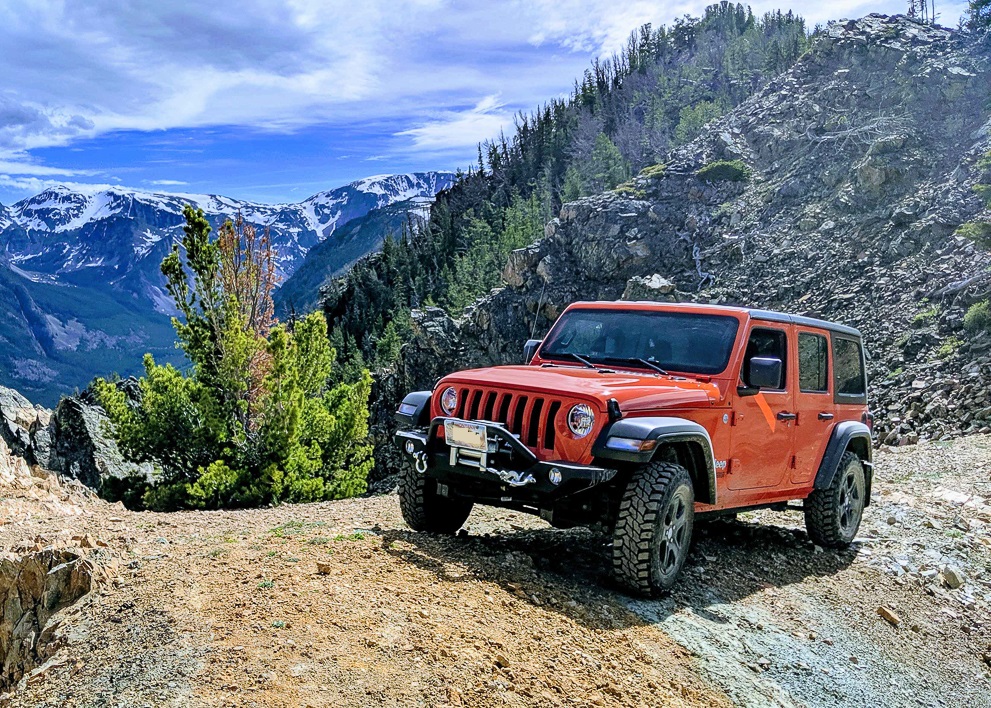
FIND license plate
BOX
[445,420,488,452]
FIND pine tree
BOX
[589,133,629,191]
[967,0,991,30]
[95,208,373,510]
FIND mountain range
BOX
[0,171,455,403]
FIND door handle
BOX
[777,412,797,421]
[818,412,834,421]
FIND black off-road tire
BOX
[612,461,695,597]
[398,463,473,534]
[804,451,866,548]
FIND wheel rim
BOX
[658,489,691,575]
[838,464,864,534]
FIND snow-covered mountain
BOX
[2,172,454,291]
[0,171,455,403]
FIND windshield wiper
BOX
[601,357,669,375]
[548,352,599,370]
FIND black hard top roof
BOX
[748,309,862,338]
[569,301,863,339]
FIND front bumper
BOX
[396,418,616,503]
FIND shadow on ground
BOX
[379,513,856,630]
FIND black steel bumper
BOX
[395,418,616,504]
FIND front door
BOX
[728,326,796,491]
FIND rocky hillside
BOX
[0,173,454,404]
[388,16,991,458]
[275,198,433,317]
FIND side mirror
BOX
[746,356,783,390]
[523,339,542,364]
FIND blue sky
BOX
[0,0,968,205]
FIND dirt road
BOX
[2,436,989,707]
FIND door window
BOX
[798,333,829,393]
[832,337,866,403]
[744,328,787,390]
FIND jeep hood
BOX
[439,365,722,412]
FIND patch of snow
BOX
[58,192,122,232]
[135,228,164,258]
[351,174,394,195]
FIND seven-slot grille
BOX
[451,387,563,453]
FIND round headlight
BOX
[567,403,595,438]
[440,386,458,415]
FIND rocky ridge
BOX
[0,430,117,697]
[386,15,991,460]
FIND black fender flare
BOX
[395,391,432,427]
[592,417,717,505]
[814,421,873,506]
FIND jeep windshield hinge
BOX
[607,398,622,421]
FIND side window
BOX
[744,328,787,390]
[798,332,829,393]
[832,337,866,399]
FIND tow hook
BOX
[413,451,428,474]
[486,468,536,487]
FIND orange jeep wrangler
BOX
[395,302,873,595]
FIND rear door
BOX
[791,329,835,485]
[831,334,869,423]
[728,325,796,490]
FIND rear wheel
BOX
[612,461,695,596]
[398,463,473,534]
[804,451,865,548]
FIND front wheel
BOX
[398,463,473,534]
[612,461,695,596]
[804,451,866,548]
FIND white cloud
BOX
[0,158,92,177]
[0,1,693,158]
[0,154,105,198]
[397,95,515,151]
[0,175,116,195]
[523,0,692,53]
[0,0,973,177]
[148,179,188,186]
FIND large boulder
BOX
[49,397,151,492]
[0,549,96,691]
[0,387,50,466]
[622,274,682,302]
[0,434,35,488]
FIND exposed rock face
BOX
[384,15,991,464]
[0,433,36,489]
[49,397,150,492]
[0,387,51,468]
[0,400,111,697]
[0,380,148,497]
[621,274,682,302]
[0,549,95,692]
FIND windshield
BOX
[540,309,740,375]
